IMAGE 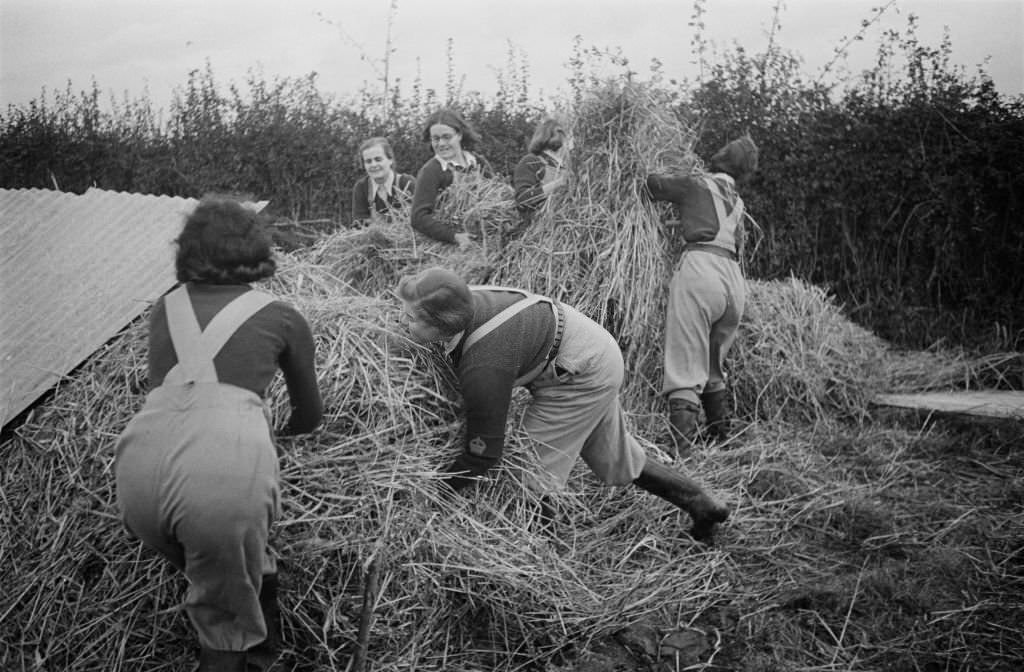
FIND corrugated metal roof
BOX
[0,188,229,426]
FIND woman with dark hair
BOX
[114,197,323,671]
[409,108,493,248]
[395,267,729,544]
[512,117,571,228]
[351,136,416,227]
[643,135,759,454]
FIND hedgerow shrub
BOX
[1,17,1021,351]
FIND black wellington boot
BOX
[633,458,730,544]
[246,574,282,671]
[195,648,247,672]
[700,389,731,443]
[667,398,700,458]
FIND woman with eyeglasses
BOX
[409,108,493,249]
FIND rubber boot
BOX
[667,398,700,457]
[633,458,730,544]
[700,389,731,443]
[246,574,281,671]
[194,648,247,672]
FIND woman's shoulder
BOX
[516,153,544,168]
[415,156,443,177]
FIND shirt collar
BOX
[437,151,477,173]
[370,171,396,199]
[443,331,464,356]
[541,149,563,168]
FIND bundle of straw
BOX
[729,277,889,425]
[490,80,700,413]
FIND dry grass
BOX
[2,80,1022,672]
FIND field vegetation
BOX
[1,2,1022,671]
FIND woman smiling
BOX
[409,108,493,248]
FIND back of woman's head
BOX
[709,135,759,182]
[396,267,474,335]
[528,118,566,154]
[421,108,481,150]
[175,197,276,284]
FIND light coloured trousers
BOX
[521,305,648,492]
[115,382,279,651]
[662,250,746,406]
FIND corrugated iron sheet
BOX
[1,188,200,426]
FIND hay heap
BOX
[307,174,516,296]
[3,81,1010,672]
[490,80,700,411]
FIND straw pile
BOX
[3,80,1021,672]
[489,81,700,412]
[306,175,517,297]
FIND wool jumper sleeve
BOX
[443,293,556,489]
[351,176,373,224]
[513,153,547,214]
[644,173,721,244]
[277,306,323,435]
[410,158,457,243]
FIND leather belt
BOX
[546,301,565,365]
[686,242,738,261]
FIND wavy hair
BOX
[175,197,276,284]
[420,108,481,150]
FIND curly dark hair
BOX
[175,197,276,284]
[420,108,481,150]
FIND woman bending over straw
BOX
[410,108,494,250]
[512,116,571,230]
[643,135,759,455]
[395,267,729,543]
[114,197,323,671]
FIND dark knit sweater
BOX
[644,172,742,253]
[147,283,323,434]
[351,173,415,224]
[512,152,559,225]
[410,154,493,243]
[446,289,557,478]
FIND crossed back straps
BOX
[162,286,276,386]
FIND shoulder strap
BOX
[163,288,277,385]
[462,286,554,354]
[164,286,218,384]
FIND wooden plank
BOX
[872,391,1024,421]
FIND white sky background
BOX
[1,0,1022,114]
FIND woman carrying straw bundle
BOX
[351,136,416,227]
[395,267,730,543]
[114,197,323,671]
[512,116,571,229]
[410,108,494,249]
[643,135,759,454]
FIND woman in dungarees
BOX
[395,267,729,543]
[114,197,323,671]
[644,135,759,454]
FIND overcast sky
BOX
[1,0,1021,113]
